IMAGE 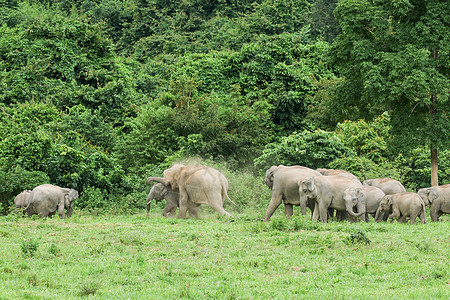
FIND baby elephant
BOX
[146,183,200,218]
[376,192,425,224]
[14,190,32,213]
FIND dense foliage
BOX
[0,0,448,213]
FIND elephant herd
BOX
[12,164,449,223]
[265,165,449,224]
[145,164,449,224]
[13,184,79,219]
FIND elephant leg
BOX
[327,208,335,219]
[311,204,320,221]
[430,206,439,222]
[177,188,189,219]
[318,202,329,223]
[419,210,426,224]
[39,210,49,218]
[67,205,73,218]
[264,191,283,221]
[409,214,417,224]
[284,203,293,218]
[163,202,178,218]
[209,202,231,217]
[189,205,201,218]
[389,208,400,222]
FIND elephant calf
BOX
[14,190,32,213]
[376,192,425,224]
[343,186,385,222]
[146,183,200,218]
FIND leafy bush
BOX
[344,230,371,246]
[20,238,40,257]
[335,114,390,162]
[254,129,356,171]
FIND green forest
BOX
[0,0,449,215]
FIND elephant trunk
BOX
[299,192,308,215]
[146,176,167,185]
[146,192,156,216]
[374,207,384,222]
[346,201,364,217]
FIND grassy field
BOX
[0,210,448,299]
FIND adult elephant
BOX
[299,175,363,223]
[418,184,450,222]
[14,190,32,212]
[264,165,321,222]
[26,184,79,219]
[146,164,233,219]
[343,186,386,222]
[363,178,406,195]
[146,183,200,218]
[375,192,425,224]
[316,168,359,181]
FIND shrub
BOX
[254,129,356,171]
[20,238,39,257]
[344,230,371,246]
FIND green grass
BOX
[0,211,448,299]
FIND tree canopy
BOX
[330,0,449,185]
[0,0,448,213]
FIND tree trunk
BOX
[431,147,438,186]
[429,49,439,187]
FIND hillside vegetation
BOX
[0,0,449,214]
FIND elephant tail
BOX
[23,202,37,215]
[225,192,237,206]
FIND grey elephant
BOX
[146,183,200,218]
[375,192,425,224]
[264,165,322,222]
[343,186,385,222]
[316,168,359,181]
[418,184,450,221]
[14,190,32,213]
[147,164,233,219]
[299,175,363,223]
[26,184,79,219]
[363,178,406,195]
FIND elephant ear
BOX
[386,196,393,206]
[356,188,366,204]
[428,190,438,203]
[303,177,315,192]
[264,166,277,189]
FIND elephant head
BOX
[146,183,170,216]
[343,187,366,218]
[375,195,393,221]
[14,190,32,210]
[264,166,278,189]
[417,188,436,206]
[62,188,79,218]
[298,177,317,215]
[147,183,169,205]
[146,164,186,190]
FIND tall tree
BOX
[330,0,449,186]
